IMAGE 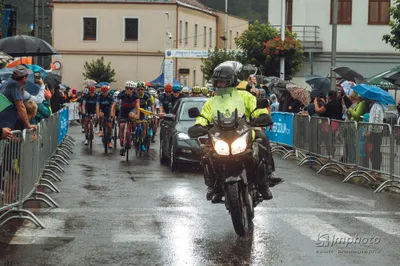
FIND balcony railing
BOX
[271,25,323,52]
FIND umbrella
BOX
[236,80,248,89]
[352,84,395,105]
[286,84,311,106]
[81,79,97,88]
[333,67,364,83]
[0,35,58,57]
[0,51,13,65]
[305,75,331,97]
[367,66,400,90]
[24,80,41,95]
[44,73,62,89]
[382,71,400,84]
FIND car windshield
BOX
[179,101,206,121]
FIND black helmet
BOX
[212,65,238,89]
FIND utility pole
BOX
[330,0,338,90]
[280,0,285,80]
[33,0,39,64]
[224,0,228,50]
[41,0,45,66]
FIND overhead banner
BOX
[164,59,174,85]
[165,50,209,59]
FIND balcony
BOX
[271,25,323,53]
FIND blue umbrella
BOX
[305,75,331,97]
[352,84,395,105]
[25,64,48,79]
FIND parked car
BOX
[159,97,207,171]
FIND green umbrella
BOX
[367,66,400,90]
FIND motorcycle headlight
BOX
[177,133,190,140]
[212,136,229,156]
[231,133,248,155]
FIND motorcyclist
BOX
[188,65,283,203]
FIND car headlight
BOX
[212,136,229,156]
[231,133,248,155]
[177,133,190,140]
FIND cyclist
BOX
[136,82,154,150]
[170,84,182,108]
[159,84,172,114]
[181,86,190,97]
[94,89,102,134]
[191,86,202,97]
[201,87,209,97]
[112,81,140,156]
[78,88,89,133]
[148,88,159,142]
[82,86,97,145]
[96,85,114,149]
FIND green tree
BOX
[83,56,116,83]
[235,20,304,80]
[201,48,249,82]
[383,0,400,50]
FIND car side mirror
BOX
[163,114,175,121]
[188,107,200,118]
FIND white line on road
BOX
[291,182,376,208]
[355,217,400,236]
[278,214,352,242]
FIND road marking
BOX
[38,207,400,216]
[355,217,400,236]
[292,182,376,208]
[112,233,161,243]
[278,214,352,242]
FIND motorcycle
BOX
[188,99,273,236]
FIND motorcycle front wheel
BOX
[225,182,249,236]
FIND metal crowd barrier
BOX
[267,112,400,194]
[0,107,75,229]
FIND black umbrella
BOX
[0,35,58,57]
[383,71,400,84]
[333,67,364,83]
[305,75,331,97]
[44,73,62,89]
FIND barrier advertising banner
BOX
[64,103,80,121]
[266,112,294,147]
[58,108,69,144]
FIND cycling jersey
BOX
[97,93,114,118]
[83,93,97,115]
[159,93,170,113]
[117,90,139,120]
[138,92,152,109]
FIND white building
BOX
[268,0,399,81]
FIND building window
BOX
[330,0,352,25]
[193,69,196,85]
[236,31,239,40]
[368,0,390,25]
[82,17,97,41]
[194,24,198,46]
[229,30,232,49]
[124,18,139,41]
[209,27,212,47]
[179,20,182,43]
[203,26,207,47]
[185,22,188,44]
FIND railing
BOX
[271,25,322,49]
[266,112,400,193]
[0,107,75,229]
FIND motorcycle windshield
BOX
[211,89,246,125]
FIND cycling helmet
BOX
[83,88,89,94]
[125,80,135,89]
[201,87,209,95]
[192,86,201,94]
[88,85,96,93]
[182,87,190,94]
[101,85,110,93]
[164,84,172,93]
[137,82,145,88]
[172,84,181,92]
[149,89,157,96]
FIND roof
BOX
[176,0,214,15]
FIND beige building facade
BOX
[51,0,248,89]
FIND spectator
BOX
[14,100,38,130]
[51,84,64,113]
[31,89,52,125]
[314,90,343,120]
[0,127,12,140]
[367,100,385,171]
[246,74,259,96]
[0,65,37,131]
[270,94,280,112]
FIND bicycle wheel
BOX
[113,120,118,149]
[103,125,108,154]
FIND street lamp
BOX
[280,0,285,80]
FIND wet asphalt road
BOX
[1,125,400,266]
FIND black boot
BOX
[120,148,125,156]
[211,186,224,203]
[259,185,273,200]
[206,186,214,201]
[268,173,283,187]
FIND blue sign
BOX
[58,108,69,144]
[266,112,294,147]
